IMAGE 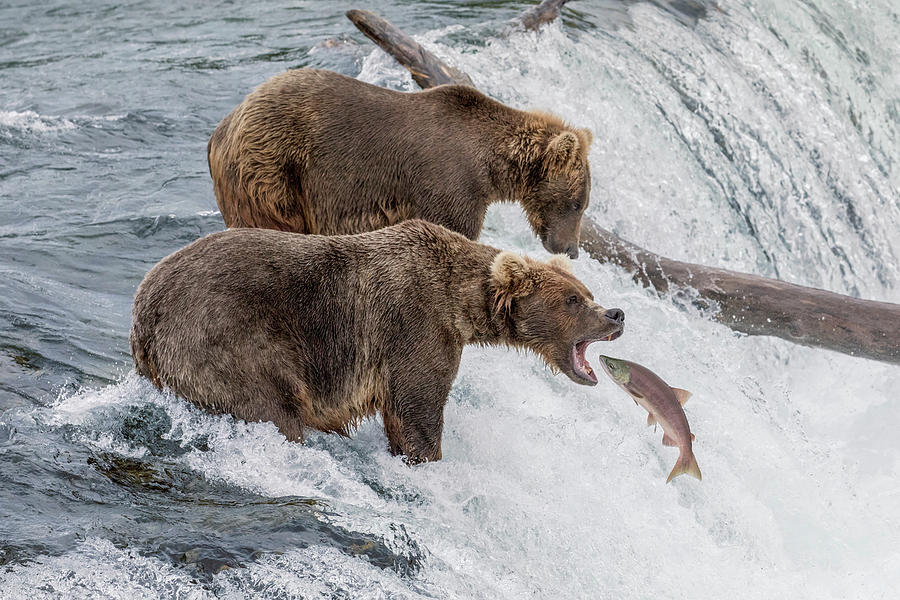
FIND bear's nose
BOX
[604,308,625,323]
[564,243,579,260]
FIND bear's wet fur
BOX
[130,220,623,462]
[208,69,593,258]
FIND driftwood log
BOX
[347,10,473,88]
[345,7,900,365]
[579,219,900,362]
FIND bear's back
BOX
[208,69,524,237]
[134,220,481,324]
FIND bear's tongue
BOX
[573,340,597,383]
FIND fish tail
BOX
[666,450,702,483]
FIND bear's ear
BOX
[491,252,534,314]
[547,254,572,273]
[576,127,593,149]
[545,131,581,170]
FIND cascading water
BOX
[0,1,897,598]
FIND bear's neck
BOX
[432,86,565,206]
[443,96,548,203]
[483,116,544,204]
[447,247,517,347]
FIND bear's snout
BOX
[541,233,579,259]
[604,308,625,324]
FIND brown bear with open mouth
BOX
[208,68,593,258]
[130,220,623,462]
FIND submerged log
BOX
[519,0,573,30]
[346,8,900,364]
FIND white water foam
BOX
[0,110,76,135]
[0,109,127,137]
[0,537,436,600]
[0,537,215,600]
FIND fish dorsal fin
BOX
[647,413,657,427]
[672,388,692,406]
[661,433,678,447]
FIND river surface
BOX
[1,1,899,598]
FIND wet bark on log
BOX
[346,7,900,365]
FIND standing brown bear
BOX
[208,69,593,258]
[130,220,624,462]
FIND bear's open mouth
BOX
[571,329,623,384]
[604,330,623,342]
[572,339,599,384]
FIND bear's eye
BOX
[570,200,582,211]
[566,294,579,306]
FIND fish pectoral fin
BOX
[690,433,695,441]
[672,387,692,406]
[661,433,678,447]
[646,413,657,427]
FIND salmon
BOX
[598,356,701,483]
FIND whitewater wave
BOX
[0,536,438,600]
[0,110,76,134]
[0,110,126,136]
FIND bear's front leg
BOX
[383,375,453,464]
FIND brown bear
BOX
[208,68,593,258]
[130,220,624,462]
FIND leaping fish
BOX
[598,356,702,483]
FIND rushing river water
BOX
[1,1,899,598]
